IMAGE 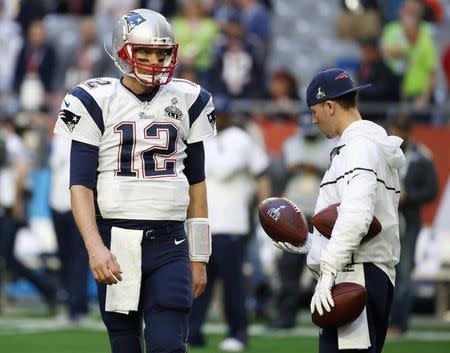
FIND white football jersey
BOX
[54,77,216,221]
[307,120,405,284]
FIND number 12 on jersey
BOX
[114,121,179,178]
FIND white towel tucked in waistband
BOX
[105,227,143,315]
[337,263,371,350]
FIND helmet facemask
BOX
[118,42,178,86]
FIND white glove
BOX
[272,233,312,254]
[310,262,337,316]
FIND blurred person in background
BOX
[94,0,138,18]
[0,117,57,314]
[138,0,178,18]
[52,0,95,15]
[269,113,332,330]
[49,134,89,323]
[212,0,241,32]
[172,0,219,88]
[211,9,264,98]
[442,41,450,94]
[189,96,271,352]
[94,0,140,45]
[381,0,437,123]
[13,19,58,112]
[0,0,23,96]
[266,69,300,121]
[356,37,401,125]
[336,0,382,41]
[387,114,438,337]
[62,16,114,90]
[236,0,271,61]
[15,0,45,34]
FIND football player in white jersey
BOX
[274,69,405,353]
[53,9,216,353]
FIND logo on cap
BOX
[316,87,326,99]
[335,72,349,80]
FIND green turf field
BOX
[1,309,449,353]
[1,328,450,353]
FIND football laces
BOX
[281,197,301,214]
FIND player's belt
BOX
[142,221,184,240]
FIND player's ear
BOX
[324,100,335,115]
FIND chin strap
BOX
[185,218,211,263]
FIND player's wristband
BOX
[185,218,211,263]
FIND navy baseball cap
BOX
[306,68,371,107]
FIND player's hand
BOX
[272,234,312,254]
[310,264,336,316]
[191,261,207,299]
[88,244,122,285]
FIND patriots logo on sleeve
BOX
[59,109,81,132]
[207,110,216,129]
[124,11,146,32]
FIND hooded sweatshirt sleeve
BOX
[320,136,381,271]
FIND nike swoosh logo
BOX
[64,99,70,107]
[174,238,186,245]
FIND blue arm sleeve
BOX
[70,140,99,189]
[183,141,205,185]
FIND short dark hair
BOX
[332,91,357,110]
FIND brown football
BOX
[311,203,382,243]
[258,197,308,246]
[311,282,367,328]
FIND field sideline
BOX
[1,311,450,353]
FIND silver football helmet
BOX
[110,9,178,86]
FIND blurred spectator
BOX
[94,0,138,17]
[381,0,438,122]
[13,19,58,112]
[62,16,112,90]
[387,114,438,336]
[421,0,444,23]
[269,113,332,329]
[0,117,57,314]
[0,124,5,166]
[336,0,382,40]
[49,134,89,323]
[211,11,264,98]
[236,0,271,59]
[15,0,45,34]
[189,97,271,352]
[0,1,23,95]
[94,0,139,44]
[177,63,200,83]
[139,0,178,18]
[442,43,450,92]
[212,0,241,34]
[380,0,443,23]
[172,0,219,88]
[382,0,405,23]
[356,37,401,124]
[265,69,300,121]
[52,0,95,15]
